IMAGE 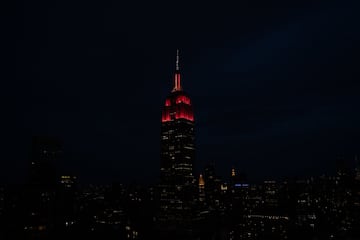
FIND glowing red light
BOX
[162,109,171,122]
[176,95,191,104]
[165,99,171,106]
[175,109,194,121]
[162,100,194,122]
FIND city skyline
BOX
[7,1,360,239]
[10,0,360,184]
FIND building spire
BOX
[176,49,180,71]
[172,49,182,92]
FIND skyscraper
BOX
[25,136,62,238]
[159,50,195,224]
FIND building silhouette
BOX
[29,136,62,187]
[24,136,63,239]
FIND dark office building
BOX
[29,136,62,187]
[24,136,63,239]
[203,164,222,208]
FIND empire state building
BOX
[159,50,195,222]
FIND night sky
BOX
[9,0,360,184]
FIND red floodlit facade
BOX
[161,93,194,122]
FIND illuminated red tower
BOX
[160,50,195,185]
[159,50,195,222]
